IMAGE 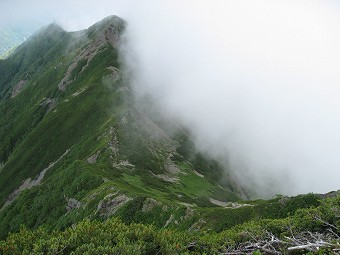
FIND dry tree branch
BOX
[312,213,338,230]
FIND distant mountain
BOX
[0,23,41,59]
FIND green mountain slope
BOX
[0,16,339,254]
[0,16,247,238]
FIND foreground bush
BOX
[0,195,339,254]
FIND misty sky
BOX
[2,0,340,197]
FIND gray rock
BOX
[142,198,161,212]
[66,198,81,212]
[97,193,130,217]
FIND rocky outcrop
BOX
[97,193,130,217]
[1,149,70,210]
[164,214,175,227]
[40,97,57,114]
[153,155,182,183]
[66,198,82,212]
[142,198,161,212]
[87,151,100,164]
[58,16,124,91]
[11,80,26,98]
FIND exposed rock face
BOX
[11,80,26,98]
[72,86,88,97]
[165,155,181,174]
[40,97,57,114]
[153,155,182,183]
[1,149,70,210]
[66,198,82,212]
[106,66,120,82]
[87,151,100,164]
[153,173,179,183]
[193,170,204,178]
[209,198,229,207]
[183,207,194,220]
[97,193,130,217]
[228,201,245,208]
[57,16,124,91]
[87,15,124,48]
[164,214,175,227]
[142,198,161,212]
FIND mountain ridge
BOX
[0,15,339,255]
[0,15,247,238]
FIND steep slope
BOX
[0,16,247,237]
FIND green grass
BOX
[171,174,214,199]
[0,160,103,237]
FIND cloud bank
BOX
[3,0,340,196]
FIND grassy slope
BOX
[0,17,244,238]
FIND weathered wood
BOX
[287,242,330,251]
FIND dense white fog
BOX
[2,0,340,196]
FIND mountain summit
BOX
[0,16,246,237]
